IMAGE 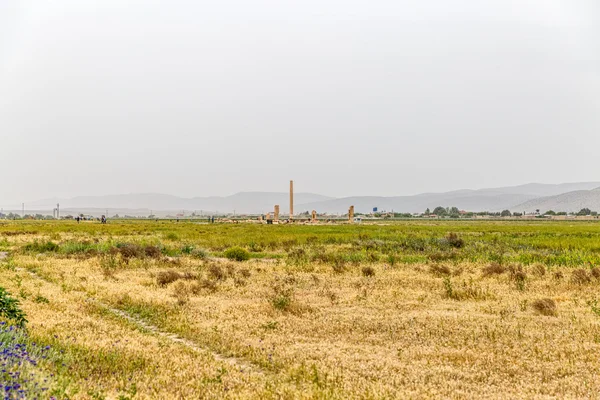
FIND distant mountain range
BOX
[512,187,600,213]
[18,182,600,216]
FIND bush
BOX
[0,287,27,326]
[224,247,250,262]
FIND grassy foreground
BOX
[1,219,600,398]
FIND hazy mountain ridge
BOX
[30,192,334,215]
[23,182,600,215]
[512,187,600,213]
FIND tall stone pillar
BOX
[289,180,294,220]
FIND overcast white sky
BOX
[1,0,599,205]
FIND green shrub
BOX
[0,287,27,326]
[224,247,250,262]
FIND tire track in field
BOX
[14,262,264,375]
[87,298,261,374]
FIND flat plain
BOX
[1,219,600,399]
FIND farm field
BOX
[2,220,600,399]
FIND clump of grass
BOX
[270,276,296,312]
[482,262,506,277]
[114,243,144,263]
[172,281,190,306]
[532,263,546,277]
[238,268,251,279]
[443,277,489,301]
[224,247,250,262]
[0,287,27,326]
[99,254,122,280]
[208,264,226,281]
[553,271,564,280]
[430,264,451,276]
[571,269,591,285]
[33,295,49,304]
[508,264,527,291]
[196,278,218,293]
[181,244,194,255]
[191,248,208,260]
[331,259,346,274]
[248,242,264,252]
[428,252,457,263]
[387,254,397,267]
[23,240,59,253]
[531,298,557,316]
[361,266,375,277]
[287,247,309,266]
[144,245,162,259]
[444,233,464,248]
[157,270,183,286]
[164,232,179,241]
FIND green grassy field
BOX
[1,219,600,398]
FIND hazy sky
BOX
[1,0,598,205]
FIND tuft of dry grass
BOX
[156,270,182,286]
[532,263,546,277]
[430,264,451,276]
[361,266,375,277]
[144,245,162,259]
[482,262,505,277]
[571,268,591,285]
[531,298,558,316]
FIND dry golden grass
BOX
[2,221,600,398]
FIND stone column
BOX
[289,180,294,220]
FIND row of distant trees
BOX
[497,208,597,217]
